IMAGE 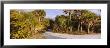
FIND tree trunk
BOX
[78,23,80,32]
[87,23,90,34]
[80,22,82,32]
[69,12,72,32]
[70,26,72,32]
[91,25,94,33]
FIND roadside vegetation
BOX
[10,10,49,39]
[52,10,101,35]
[10,9,101,39]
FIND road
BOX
[43,32,101,39]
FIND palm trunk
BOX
[70,26,72,32]
[87,23,90,34]
[81,22,82,32]
[69,12,72,32]
[91,25,94,33]
[78,23,80,32]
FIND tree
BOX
[63,10,75,32]
[10,10,32,39]
[47,18,54,31]
[63,10,84,32]
[63,9,100,34]
[82,10,98,33]
[32,10,46,21]
[10,9,47,39]
[54,15,68,33]
[31,10,47,33]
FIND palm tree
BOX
[82,10,97,33]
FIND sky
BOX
[44,9,64,19]
[44,9,101,20]
[18,9,101,20]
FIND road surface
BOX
[43,32,101,39]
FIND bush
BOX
[10,10,47,39]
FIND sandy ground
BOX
[43,32,101,39]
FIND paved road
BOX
[43,32,65,39]
[43,32,101,39]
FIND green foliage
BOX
[32,10,46,17]
[10,9,48,39]
[55,15,68,27]
[52,9,101,34]
[10,9,101,39]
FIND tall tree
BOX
[63,10,74,32]
[32,10,46,21]
[82,10,98,33]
